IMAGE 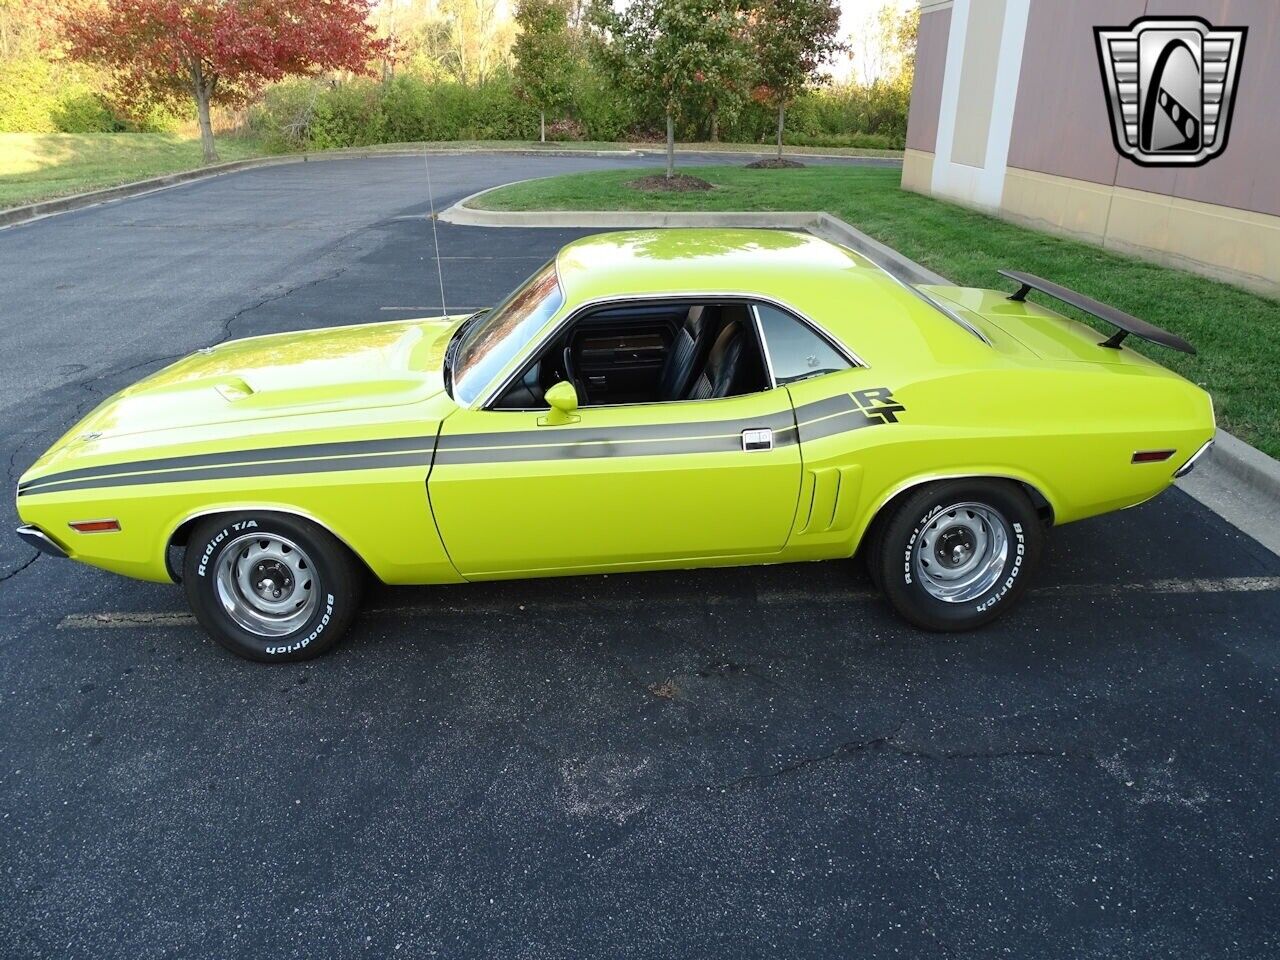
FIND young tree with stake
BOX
[513,0,574,143]
[748,0,843,162]
[60,0,387,164]
[589,0,744,179]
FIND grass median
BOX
[474,165,1280,459]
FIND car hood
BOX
[64,315,465,444]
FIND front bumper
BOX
[16,524,68,559]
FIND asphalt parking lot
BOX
[2,154,1278,959]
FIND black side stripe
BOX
[436,427,797,466]
[793,394,856,424]
[20,450,436,496]
[20,404,855,496]
[799,408,893,442]
[437,411,797,450]
[18,435,439,495]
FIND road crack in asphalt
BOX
[211,264,352,347]
[694,726,1079,793]
[0,551,40,584]
[64,263,355,413]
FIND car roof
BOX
[555,228,880,298]
[552,229,992,368]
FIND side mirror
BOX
[540,381,580,426]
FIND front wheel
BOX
[183,513,363,662]
[873,480,1042,631]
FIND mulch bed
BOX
[627,173,715,192]
[744,157,807,169]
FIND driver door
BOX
[428,390,801,578]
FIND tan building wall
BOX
[901,1,951,196]
[904,2,951,154]
[901,0,1280,295]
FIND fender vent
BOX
[797,465,863,537]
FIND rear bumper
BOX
[1175,438,1215,478]
[15,524,68,559]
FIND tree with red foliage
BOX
[60,0,387,162]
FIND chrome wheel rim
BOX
[214,533,319,637]
[912,502,1009,603]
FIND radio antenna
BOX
[423,151,448,317]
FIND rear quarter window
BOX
[754,304,853,385]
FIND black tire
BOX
[873,480,1042,632]
[862,512,887,591]
[183,512,363,662]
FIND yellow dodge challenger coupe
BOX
[16,230,1214,661]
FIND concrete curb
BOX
[809,212,950,285]
[1203,431,1280,505]
[0,146,900,231]
[441,185,943,287]
[442,202,820,230]
[1,155,298,228]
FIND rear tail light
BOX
[68,519,121,533]
[1131,449,1176,464]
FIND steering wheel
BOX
[562,345,586,404]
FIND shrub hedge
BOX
[0,56,181,134]
[246,68,908,152]
[4,48,906,149]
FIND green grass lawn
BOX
[475,165,1280,458]
[0,132,272,208]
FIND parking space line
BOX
[55,576,1280,631]
[1040,576,1280,596]
[378,306,485,311]
[60,612,199,629]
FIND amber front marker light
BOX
[1131,450,1176,464]
[68,519,121,533]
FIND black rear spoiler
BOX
[998,270,1195,355]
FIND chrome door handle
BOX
[741,428,774,452]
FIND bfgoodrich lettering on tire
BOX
[183,512,363,662]
[874,479,1043,631]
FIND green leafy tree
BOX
[589,0,746,178]
[440,0,515,85]
[886,3,920,89]
[747,0,844,160]
[853,2,919,88]
[513,0,573,141]
[697,0,750,143]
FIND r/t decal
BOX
[851,387,906,425]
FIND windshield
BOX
[452,261,564,405]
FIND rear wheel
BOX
[873,480,1042,631]
[183,513,363,662]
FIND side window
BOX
[754,304,852,385]
[492,300,773,409]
